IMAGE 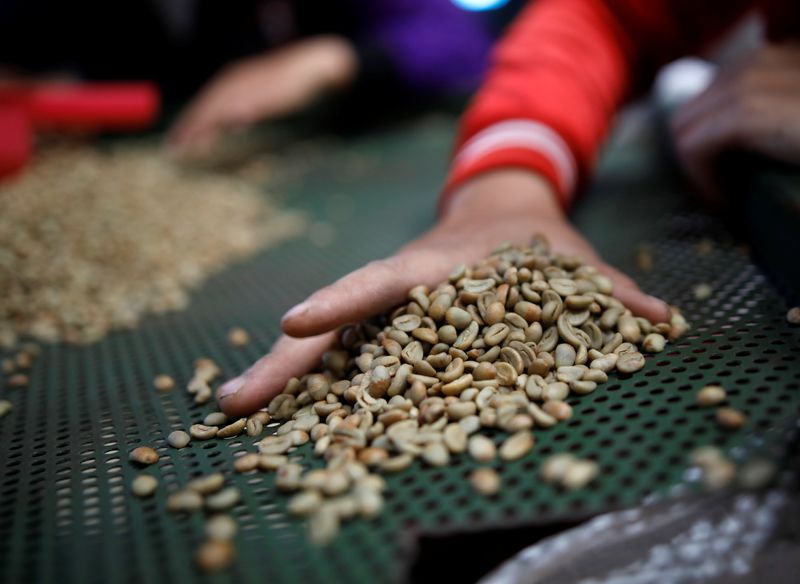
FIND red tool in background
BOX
[0,81,160,179]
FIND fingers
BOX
[673,96,745,204]
[281,248,462,338]
[166,100,224,157]
[595,262,672,324]
[216,332,336,417]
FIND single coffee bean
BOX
[540,453,576,483]
[616,351,645,373]
[228,327,250,347]
[167,430,191,449]
[129,446,159,465]
[499,431,535,461]
[233,453,260,473]
[542,400,573,421]
[217,418,246,438]
[641,333,666,353]
[196,539,235,572]
[205,514,237,541]
[190,424,218,440]
[288,490,323,516]
[696,385,726,406]
[444,306,472,330]
[470,467,501,496]
[716,407,746,430]
[392,314,421,332]
[187,473,225,495]
[131,475,158,497]
[8,373,28,388]
[562,459,599,489]
[203,412,228,426]
[153,374,175,392]
[206,487,241,512]
[468,435,496,462]
[167,490,204,513]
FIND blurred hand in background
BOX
[167,35,358,158]
[671,42,800,202]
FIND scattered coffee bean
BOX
[245,416,264,437]
[542,400,573,421]
[7,373,29,388]
[616,352,645,374]
[562,459,599,490]
[696,385,726,407]
[190,424,218,440]
[421,442,450,467]
[167,490,204,513]
[131,475,158,497]
[129,446,159,466]
[737,458,777,490]
[693,283,712,301]
[276,463,304,491]
[217,418,247,439]
[196,539,235,572]
[540,453,576,483]
[470,468,501,496]
[203,412,228,426]
[153,374,175,392]
[205,515,237,541]
[228,327,250,347]
[641,333,666,353]
[258,454,288,471]
[499,431,534,461]
[206,487,241,512]
[167,430,191,449]
[288,490,323,516]
[702,457,736,490]
[786,307,800,325]
[634,246,653,271]
[308,506,339,545]
[187,473,225,495]
[0,400,11,418]
[716,407,746,430]
[468,435,496,462]
[233,453,260,473]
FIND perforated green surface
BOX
[1,117,799,584]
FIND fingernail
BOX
[218,376,246,401]
[282,301,310,322]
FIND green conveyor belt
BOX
[1,115,799,584]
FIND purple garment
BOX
[356,0,494,94]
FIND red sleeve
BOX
[441,0,754,213]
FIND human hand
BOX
[167,35,357,157]
[216,170,670,417]
[671,42,800,202]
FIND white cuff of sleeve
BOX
[453,119,578,194]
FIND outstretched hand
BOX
[216,170,670,417]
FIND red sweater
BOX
[442,0,799,211]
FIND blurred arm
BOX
[441,0,754,212]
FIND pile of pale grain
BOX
[0,143,305,344]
